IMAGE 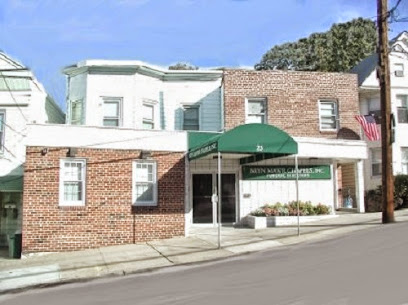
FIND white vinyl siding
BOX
[59,159,86,206]
[319,100,338,130]
[246,98,267,124]
[0,111,4,152]
[132,161,157,206]
[103,97,122,127]
[371,148,382,177]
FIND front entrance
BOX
[192,173,236,224]
[0,191,22,258]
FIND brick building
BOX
[223,69,361,139]
[23,125,187,253]
[21,62,368,254]
[186,69,367,229]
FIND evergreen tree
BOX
[255,18,377,72]
[168,62,198,70]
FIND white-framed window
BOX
[143,103,155,129]
[59,159,86,206]
[70,99,84,125]
[0,110,5,152]
[246,98,267,124]
[397,95,408,124]
[394,63,404,77]
[182,106,200,130]
[402,148,408,175]
[103,97,122,127]
[319,100,339,130]
[367,97,381,124]
[371,148,382,177]
[132,161,157,206]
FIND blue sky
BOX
[0,0,407,109]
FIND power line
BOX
[2,120,27,137]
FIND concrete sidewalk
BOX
[1,209,408,294]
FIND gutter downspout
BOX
[220,81,224,132]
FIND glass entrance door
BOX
[218,174,236,223]
[192,174,213,223]
[192,173,236,224]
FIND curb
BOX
[1,212,408,295]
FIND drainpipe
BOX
[220,83,224,131]
[218,152,222,249]
[295,155,300,236]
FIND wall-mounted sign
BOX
[188,142,217,160]
[242,165,331,180]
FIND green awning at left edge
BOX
[0,176,23,191]
[188,123,298,162]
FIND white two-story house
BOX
[0,51,64,250]
[352,31,408,191]
[63,60,223,131]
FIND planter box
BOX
[244,214,338,229]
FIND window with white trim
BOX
[59,159,86,206]
[70,99,84,125]
[402,148,408,175]
[0,110,5,152]
[367,98,381,124]
[132,161,157,206]
[246,98,267,124]
[397,95,408,124]
[371,148,382,177]
[319,100,338,130]
[103,97,122,127]
[143,103,155,129]
[394,63,404,77]
[182,106,199,130]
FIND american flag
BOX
[355,115,381,141]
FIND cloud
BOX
[336,9,361,23]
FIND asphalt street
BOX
[1,221,408,305]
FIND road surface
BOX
[2,221,408,305]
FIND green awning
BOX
[188,124,298,164]
[0,176,23,191]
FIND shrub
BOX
[315,203,331,215]
[394,175,408,207]
[249,201,331,216]
[365,175,408,212]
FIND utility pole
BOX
[377,0,394,223]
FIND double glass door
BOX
[192,173,236,224]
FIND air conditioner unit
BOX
[395,70,404,77]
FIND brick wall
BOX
[223,69,360,139]
[23,147,185,253]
